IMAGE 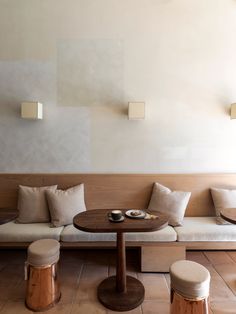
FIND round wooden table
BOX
[0,208,18,225]
[73,209,168,311]
[220,208,236,224]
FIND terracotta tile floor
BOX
[0,249,235,313]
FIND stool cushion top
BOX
[27,239,60,266]
[170,260,210,299]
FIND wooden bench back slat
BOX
[0,174,236,217]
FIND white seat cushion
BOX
[61,225,116,242]
[175,217,236,241]
[61,224,177,242]
[125,226,177,241]
[0,221,63,242]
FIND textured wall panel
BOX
[0,0,236,173]
[57,39,124,106]
[0,61,90,172]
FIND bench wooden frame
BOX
[1,173,236,271]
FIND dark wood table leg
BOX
[97,232,145,311]
[116,232,126,293]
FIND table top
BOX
[220,208,236,224]
[73,209,168,233]
[0,208,18,225]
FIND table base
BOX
[97,275,145,311]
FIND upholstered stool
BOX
[25,239,61,311]
[170,260,210,314]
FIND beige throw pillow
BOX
[211,187,236,225]
[46,184,86,227]
[148,183,191,226]
[16,185,57,223]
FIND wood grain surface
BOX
[25,263,60,311]
[220,208,236,224]
[0,208,18,225]
[0,173,236,217]
[73,209,168,233]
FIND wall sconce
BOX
[231,103,236,119]
[128,102,145,120]
[21,102,43,119]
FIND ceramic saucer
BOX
[108,215,125,223]
[125,209,146,219]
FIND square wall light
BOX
[231,103,236,119]
[21,102,43,119]
[128,102,145,120]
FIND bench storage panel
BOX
[141,246,186,272]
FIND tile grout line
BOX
[218,251,236,297]
[0,301,8,314]
[199,252,216,314]
[225,251,236,263]
[69,261,85,314]
[203,251,236,313]
[207,251,236,297]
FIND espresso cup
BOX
[111,210,122,221]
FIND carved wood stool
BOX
[25,239,61,312]
[170,260,210,314]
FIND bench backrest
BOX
[0,173,236,216]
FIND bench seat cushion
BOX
[175,217,236,241]
[61,225,177,242]
[0,221,63,242]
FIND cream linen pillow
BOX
[16,185,57,223]
[148,183,191,226]
[46,184,86,227]
[211,187,236,225]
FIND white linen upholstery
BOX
[211,187,236,224]
[46,184,86,227]
[27,239,60,266]
[125,226,177,241]
[61,225,116,242]
[0,221,63,242]
[175,217,236,241]
[17,185,57,223]
[170,260,210,299]
[61,224,177,242]
[148,182,191,226]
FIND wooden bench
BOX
[1,173,236,272]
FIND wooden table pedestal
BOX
[73,209,168,312]
[97,233,144,311]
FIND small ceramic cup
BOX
[111,210,123,221]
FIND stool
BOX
[25,239,61,311]
[170,260,210,314]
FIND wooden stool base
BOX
[171,290,209,314]
[97,275,144,312]
[25,293,61,312]
[25,263,61,312]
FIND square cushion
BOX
[46,184,86,227]
[16,185,57,223]
[211,187,236,224]
[148,183,191,226]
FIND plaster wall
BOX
[0,0,236,173]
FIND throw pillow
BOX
[211,187,236,224]
[46,184,86,227]
[148,182,191,226]
[16,185,57,223]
